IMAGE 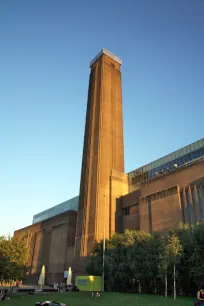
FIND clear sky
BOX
[0,0,203,236]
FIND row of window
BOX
[132,172,148,184]
[129,139,204,175]
[130,147,204,185]
[148,147,204,178]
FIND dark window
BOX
[179,156,184,166]
[153,167,159,175]
[178,157,183,166]
[192,149,203,160]
[124,207,130,216]
[174,158,181,167]
[77,279,88,286]
[157,165,162,174]
[183,153,191,163]
[192,150,197,159]
[169,161,173,169]
[148,169,153,177]
[165,162,170,171]
[198,148,203,157]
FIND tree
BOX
[186,224,204,288]
[87,226,204,296]
[166,234,183,300]
[85,239,111,281]
[0,235,28,281]
[142,234,162,293]
[0,251,10,280]
[122,230,152,292]
[158,237,171,298]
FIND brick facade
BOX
[15,211,77,284]
[117,160,204,234]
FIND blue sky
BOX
[0,0,203,236]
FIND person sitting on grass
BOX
[91,291,101,298]
[0,289,10,301]
[194,287,204,306]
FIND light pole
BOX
[102,194,106,292]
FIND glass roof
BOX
[128,138,204,175]
[33,196,79,224]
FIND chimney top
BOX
[90,48,122,67]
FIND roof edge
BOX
[90,48,122,67]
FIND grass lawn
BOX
[3,292,195,306]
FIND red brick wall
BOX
[151,190,182,233]
[121,162,204,234]
[14,210,77,284]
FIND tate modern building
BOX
[15,49,204,283]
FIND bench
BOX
[17,288,35,293]
[42,289,58,292]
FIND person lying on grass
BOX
[194,287,204,306]
[35,301,65,306]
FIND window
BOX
[77,279,88,286]
[124,207,130,216]
[165,162,170,170]
[157,165,162,174]
[144,172,148,180]
[124,205,139,216]
[192,149,203,159]
[189,153,193,161]
[148,169,153,177]
[198,148,204,157]
[183,153,190,163]
[169,160,173,169]
[174,158,181,167]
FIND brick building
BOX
[15,49,204,283]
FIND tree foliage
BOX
[0,235,28,280]
[86,224,204,296]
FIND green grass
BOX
[3,292,195,306]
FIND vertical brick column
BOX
[188,186,196,225]
[182,188,190,225]
[75,50,124,259]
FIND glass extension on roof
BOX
[32,196,79,224]
[128,138,204,192]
